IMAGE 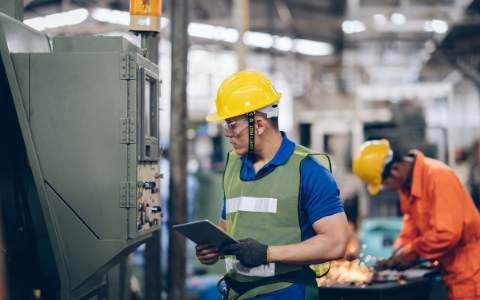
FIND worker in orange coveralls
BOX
[353,139,480,300]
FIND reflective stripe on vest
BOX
[226,197,277,214]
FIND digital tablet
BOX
[173,220,239,248]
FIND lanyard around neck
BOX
[248,111,255,155]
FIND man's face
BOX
[381,176,403,191]
[224,115,249,155]
[380,163,405,191]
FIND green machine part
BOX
[0,12,162,299]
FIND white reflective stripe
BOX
[225,257,275,277]
[226,197,277,214]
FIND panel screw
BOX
[130,74,134,77]
[130,57,134,61]
[122,138,125,141]
[122,202,125,205]
[130,202,134,206]
[131,66,134,69]
[122,74,125,77]
[122,194,125,197]
[130,186,134,189]
[122,57,125,61]
[122,121,125,125]
[131,138,134,141]
[122,186,125,189]
[131,130,134,133]
[130,194,134,197]
[122,130,125,133]
[122,66,126,69]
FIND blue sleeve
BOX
[301,156,344,225]
[221,195,226,220]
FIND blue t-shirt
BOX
[220,132,344,300]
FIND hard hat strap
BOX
[248,111,255,155]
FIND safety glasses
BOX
[221,117,249,137]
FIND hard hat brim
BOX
[368,184,381,195]
[206,112,222,122]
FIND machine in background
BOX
[0,3,162,299]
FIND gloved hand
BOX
[387,246,414,271]
[221,238,268,268]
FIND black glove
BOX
[221,238,268,268]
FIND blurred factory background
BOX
[3,0,480,299]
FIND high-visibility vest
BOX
[223,144,331,300]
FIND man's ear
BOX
[255,118,267,135]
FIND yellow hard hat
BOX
[352,139,391,195]
[206,71,282,122]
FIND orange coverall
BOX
[395,151,480,300]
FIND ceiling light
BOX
[243,31,274,49]
[160,18,170,29]
[294,39,333,56]
[390,13,406,25]
[342,21,355,34]
[373,14,387,25]
[24,8,89,31]
[274,36,293,51]
[352,20,366,33]
[342,20,365,34]
[431,19,448,34]
[188,22,218,40]
[92,8,129,26]
[423,21,433,32]
[188,22,239,43]
[217,27,239,43]
[24,17,47,31]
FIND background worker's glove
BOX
[221,238,268,268]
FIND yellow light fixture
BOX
[129,0,162,32]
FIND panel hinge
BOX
[120,118,136,144]
[120,182,136,207]
[120,53,137,80]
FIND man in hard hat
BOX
[353,139,480,300]
[195,71,348,300]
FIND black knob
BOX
[153,206,161,213]
[144,182,156,189]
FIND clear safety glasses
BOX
[221,117,249,137]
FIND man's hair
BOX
[252,111,279,131]
[381,149,403,180]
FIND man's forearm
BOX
[269,234,346,265]
[269,212,348,265]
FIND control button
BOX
[152,206,161,213]
[144,182,156,189]
[145,207,153,222]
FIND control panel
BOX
[136,161,162,231]
[136,66,161,232]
